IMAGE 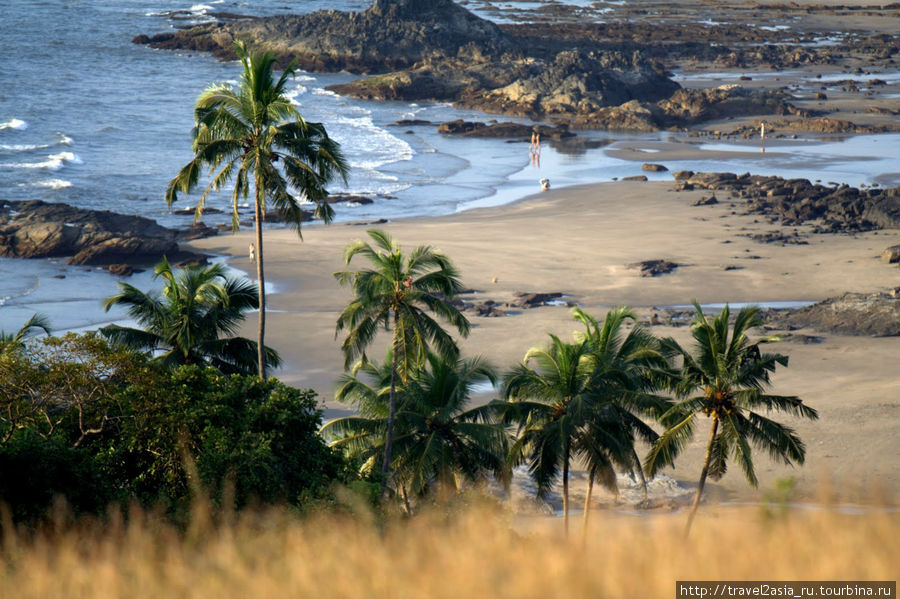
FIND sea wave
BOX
[1,152,82,171]
[328,114,414,170]
[0,134,73,153]
[0,142,51,152]
[33,178,72,189]
[0,118,28,131]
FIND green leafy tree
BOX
[104,365,345,512]
[322,352,507,509]
[101,258,280,376]
[165,40,349,378]
[334,230,470,480]
[645,302,818,535]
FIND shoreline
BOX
[188,178,900,504]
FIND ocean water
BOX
[1,0,899,335]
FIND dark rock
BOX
[628,259,680,277]
[390,119,435,127]
[176,222,219,241]
[173,255,210,269]
[622,175,648,182]
[692,194,719,206]
[676,172,900,233]
[437,120,574,139]
[507,291,565,308]
[135,0,513,73]
[0,200,179,267]
[673,170,695,180]
[881,245,900,263]
[642,163,668,172]
[172,206,224,216]
[108,264,135,277]
[771,292,900,337]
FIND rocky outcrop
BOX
[456,50,679,119]
[882,245,900,264]
[770,292,900,337]
[674,172,900,233]
[436,120,574,140]
[629,260,681,277]
[134,0,513,74]
[567,85,806,131]
[0,200,201,268]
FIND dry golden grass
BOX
[1,495,897,599]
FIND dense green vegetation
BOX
[0,241,816,529]
[0,334,346,524]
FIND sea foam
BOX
[33,178,72,189]
[0,118,28,131]
[2,152,82,171]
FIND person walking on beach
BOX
[530,131,541,166]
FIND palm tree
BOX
[571,307,670,529]
[100,258,280,375]
[645,302,818,535]
[322,352,507,508]
[0,313,51,354]
[165,40,349,378]
[334,229,470,480]
[502,334,597,535]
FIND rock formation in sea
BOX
[0,200,207,270]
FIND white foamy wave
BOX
[327,113,414,171]
[190,4,214,12]
[0,142,51,152]
[295,74,316,83]
[311,88,339,98]
[285,87,307,102]
[2,151,82,171]
[33,178,72,189]
[0,118,27,131]
[0,133,72,153]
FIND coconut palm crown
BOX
[100,258,280,376]
[645,302,818,535]
[165,40,348,378]
[0,314,51,354]
[322,352,507,507]
[334,229,470,480]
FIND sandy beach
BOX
[189,177,900,505]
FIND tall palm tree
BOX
[334,229,470,480]
[165,40,349,378]
[322,352,507,508]
[645,302,818,535]
[571,307,670,529]
[502,334,597,535]
[0,313,51,354]
[100,257,280,375]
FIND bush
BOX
[0,431,111,523]
[0,334,349,523]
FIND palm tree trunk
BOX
[581,472,594,538]
[254,179,267,380]
[562,442,570,537]
[632,447,649,505]
[685,416,719,537]
[381,315,400,482]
